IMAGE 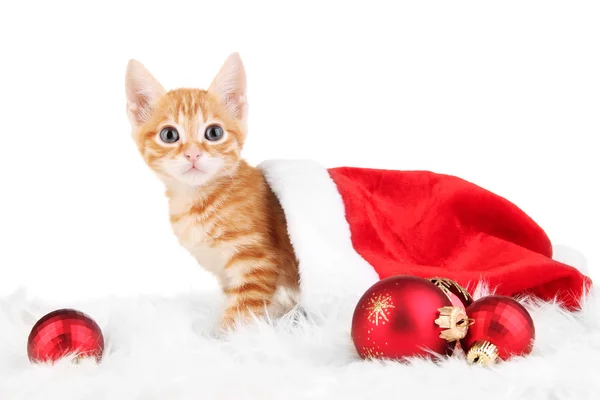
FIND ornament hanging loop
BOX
[435,306,472,342]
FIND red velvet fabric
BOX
[328,167,592,311]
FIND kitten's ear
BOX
[125,59,166,128]
[208,53,248,124]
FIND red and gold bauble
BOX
[460,295,535,366]
[428,277,474,309]
[351,275,470,361]
[27,308,104,364]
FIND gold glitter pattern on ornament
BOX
[429,277,471,300]
[366,293,395,326]
[361,347,384,359]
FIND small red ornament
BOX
[351,275,469,361]
[428,277,474,309]
[460,295,535,366]
[27,308,104,364]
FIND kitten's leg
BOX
[221,253,279,330]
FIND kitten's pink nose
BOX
[184,149,202,162]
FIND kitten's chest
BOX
[168,198,234,277]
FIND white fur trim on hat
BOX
[257,159,379,317]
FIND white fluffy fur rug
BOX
[1,249,599,400]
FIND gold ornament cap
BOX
[434,306,473,342]
[466,341,499,366]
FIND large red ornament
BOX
[351,275,469,361]
[27,309,104,364]
[460,295,535,366]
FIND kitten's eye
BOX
[159,127,179,143]
[204,125,224,142]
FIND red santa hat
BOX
[258,160,592,316]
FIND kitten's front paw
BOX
[219,314,238,333]
[219,307,255,333]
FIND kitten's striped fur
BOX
[125,53,299,330]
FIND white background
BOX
[0,1,598,303]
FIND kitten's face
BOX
[125,54,248,188]
[133,89,245,187]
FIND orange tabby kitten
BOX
[124,53,299,330]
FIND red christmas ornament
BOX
[351,275,470,361]
[428,277,474,309]
[460,295,535,366]
[27,309,104,364]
